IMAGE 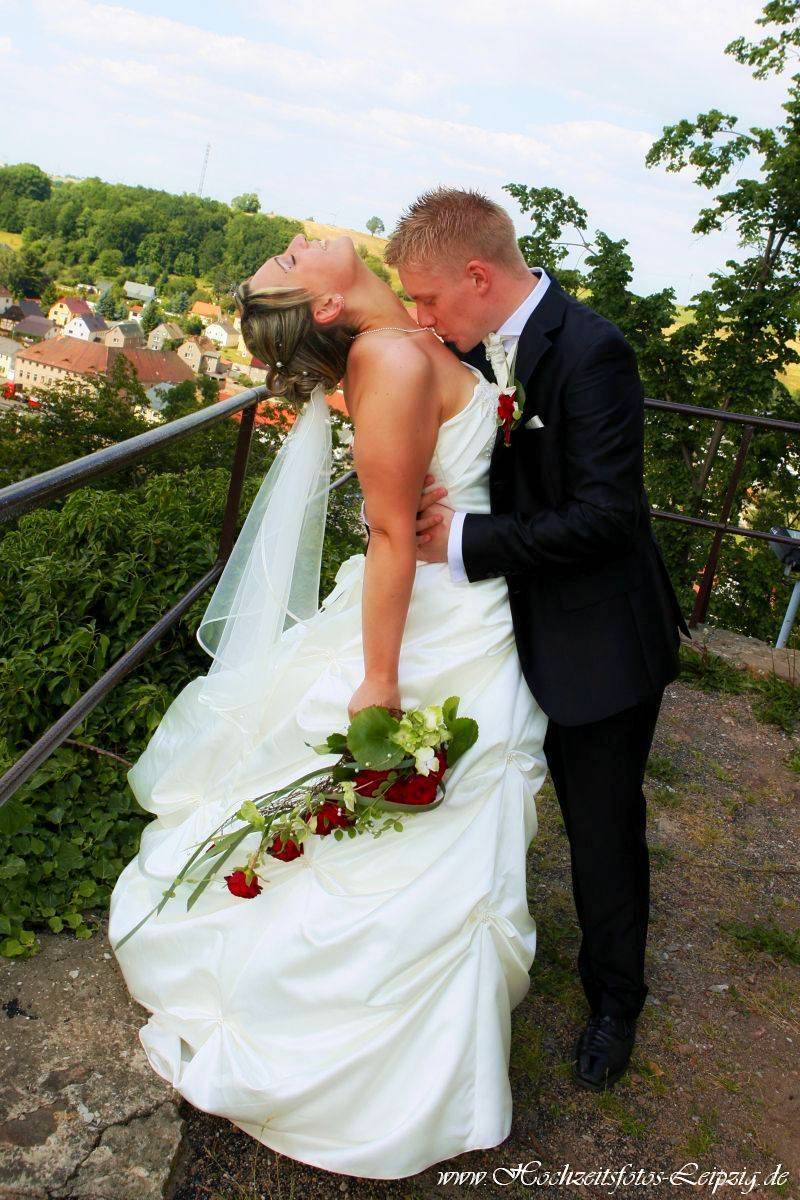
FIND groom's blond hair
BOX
[385,186,526,274]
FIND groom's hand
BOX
[415,473,452,563]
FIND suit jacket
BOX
[456,272,690,727]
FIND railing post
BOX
[217,402,256,563]
[689,424,755,628]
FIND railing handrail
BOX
[643,397,800,435]
[0,385,272,525]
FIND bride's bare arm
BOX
[347,346,439,714]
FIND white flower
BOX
[340,780,357,812]
[414,746,437,776]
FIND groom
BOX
[384,187,689,1092]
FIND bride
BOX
[108,231,549,1180]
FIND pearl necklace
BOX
[351,326,434,339]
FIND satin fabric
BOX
[108,366,549,1180]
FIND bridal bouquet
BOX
[113,697,477,951]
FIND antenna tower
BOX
[197,143,211,197]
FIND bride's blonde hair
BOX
[232,280,356,409]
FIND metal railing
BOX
[643,398,800,627]
[1,387,799,809]
[0,386,355,808]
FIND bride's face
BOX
[248,233,360,297]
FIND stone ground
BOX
[1,668,798,1200]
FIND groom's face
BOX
[398,260,491,352]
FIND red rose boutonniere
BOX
[496,377,526,446]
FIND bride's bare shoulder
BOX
[344,335,435,418]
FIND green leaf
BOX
[443,717,479,767]
[346,706,405,769]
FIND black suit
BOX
[453,272,689,1020]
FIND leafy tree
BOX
[139,299,163,338]
[0,244,46,299]
[644,0,800,634]
[231,193,260,214]
[503,183,588,295]
[96,287,124,321]
[366,216,385,236]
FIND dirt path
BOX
[168,677,799,1200]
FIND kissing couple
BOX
[109,186,688,1180]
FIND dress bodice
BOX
[427,365,499,514]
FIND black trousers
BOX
[542,689,664,1021]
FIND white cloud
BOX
[6,0,786,300]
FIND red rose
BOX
[267,834,304,861]
[497,390,516,420]
[353,750,447,807]
[304,800,355,835]
[497,388,517,445]
[224,869,263,898]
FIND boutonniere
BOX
[496,376,526,446]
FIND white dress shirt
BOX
[446,266,551,584]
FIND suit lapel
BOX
[513,274,568,408]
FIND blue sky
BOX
[2,0,789,302]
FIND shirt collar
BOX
[496,267,551,342]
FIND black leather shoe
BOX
[571,1013,636,1092]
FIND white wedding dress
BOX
[108,365,549,1180]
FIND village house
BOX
[128,304,144,322]
[0,305,25,334]
[48,296,93,328]
[189,300,222,326]
[236,331,249,356]
[0,335,20,380]
[177,336,218,374]
[205,319,238,349]
[13,315,56,343]
[0,285,13,316]
[15,337,194,394]
[105,321,144,348]
[123,281,156,304]
[147,321,184,351]
[247,357,268,385]
[64,313,108,342]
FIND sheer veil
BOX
[194,382,333,759]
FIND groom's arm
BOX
[460,332,644,581]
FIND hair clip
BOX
[275,361,283,368]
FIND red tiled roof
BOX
[226,389,349,429]
[191,301,222,318]
[56,296,92,316]
[17,337,194,385]
[122,348,195,385]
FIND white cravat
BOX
[482,332,512,391]
[447,267,551,584]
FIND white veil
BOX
[195,383,333,760]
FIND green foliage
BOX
[720,918,800,964]
[366,216,385,236]
[0,165,303,301]
[231,193,260,214]
[356,242,391,283]
[0,243,46,298]
[138,299,162,338]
